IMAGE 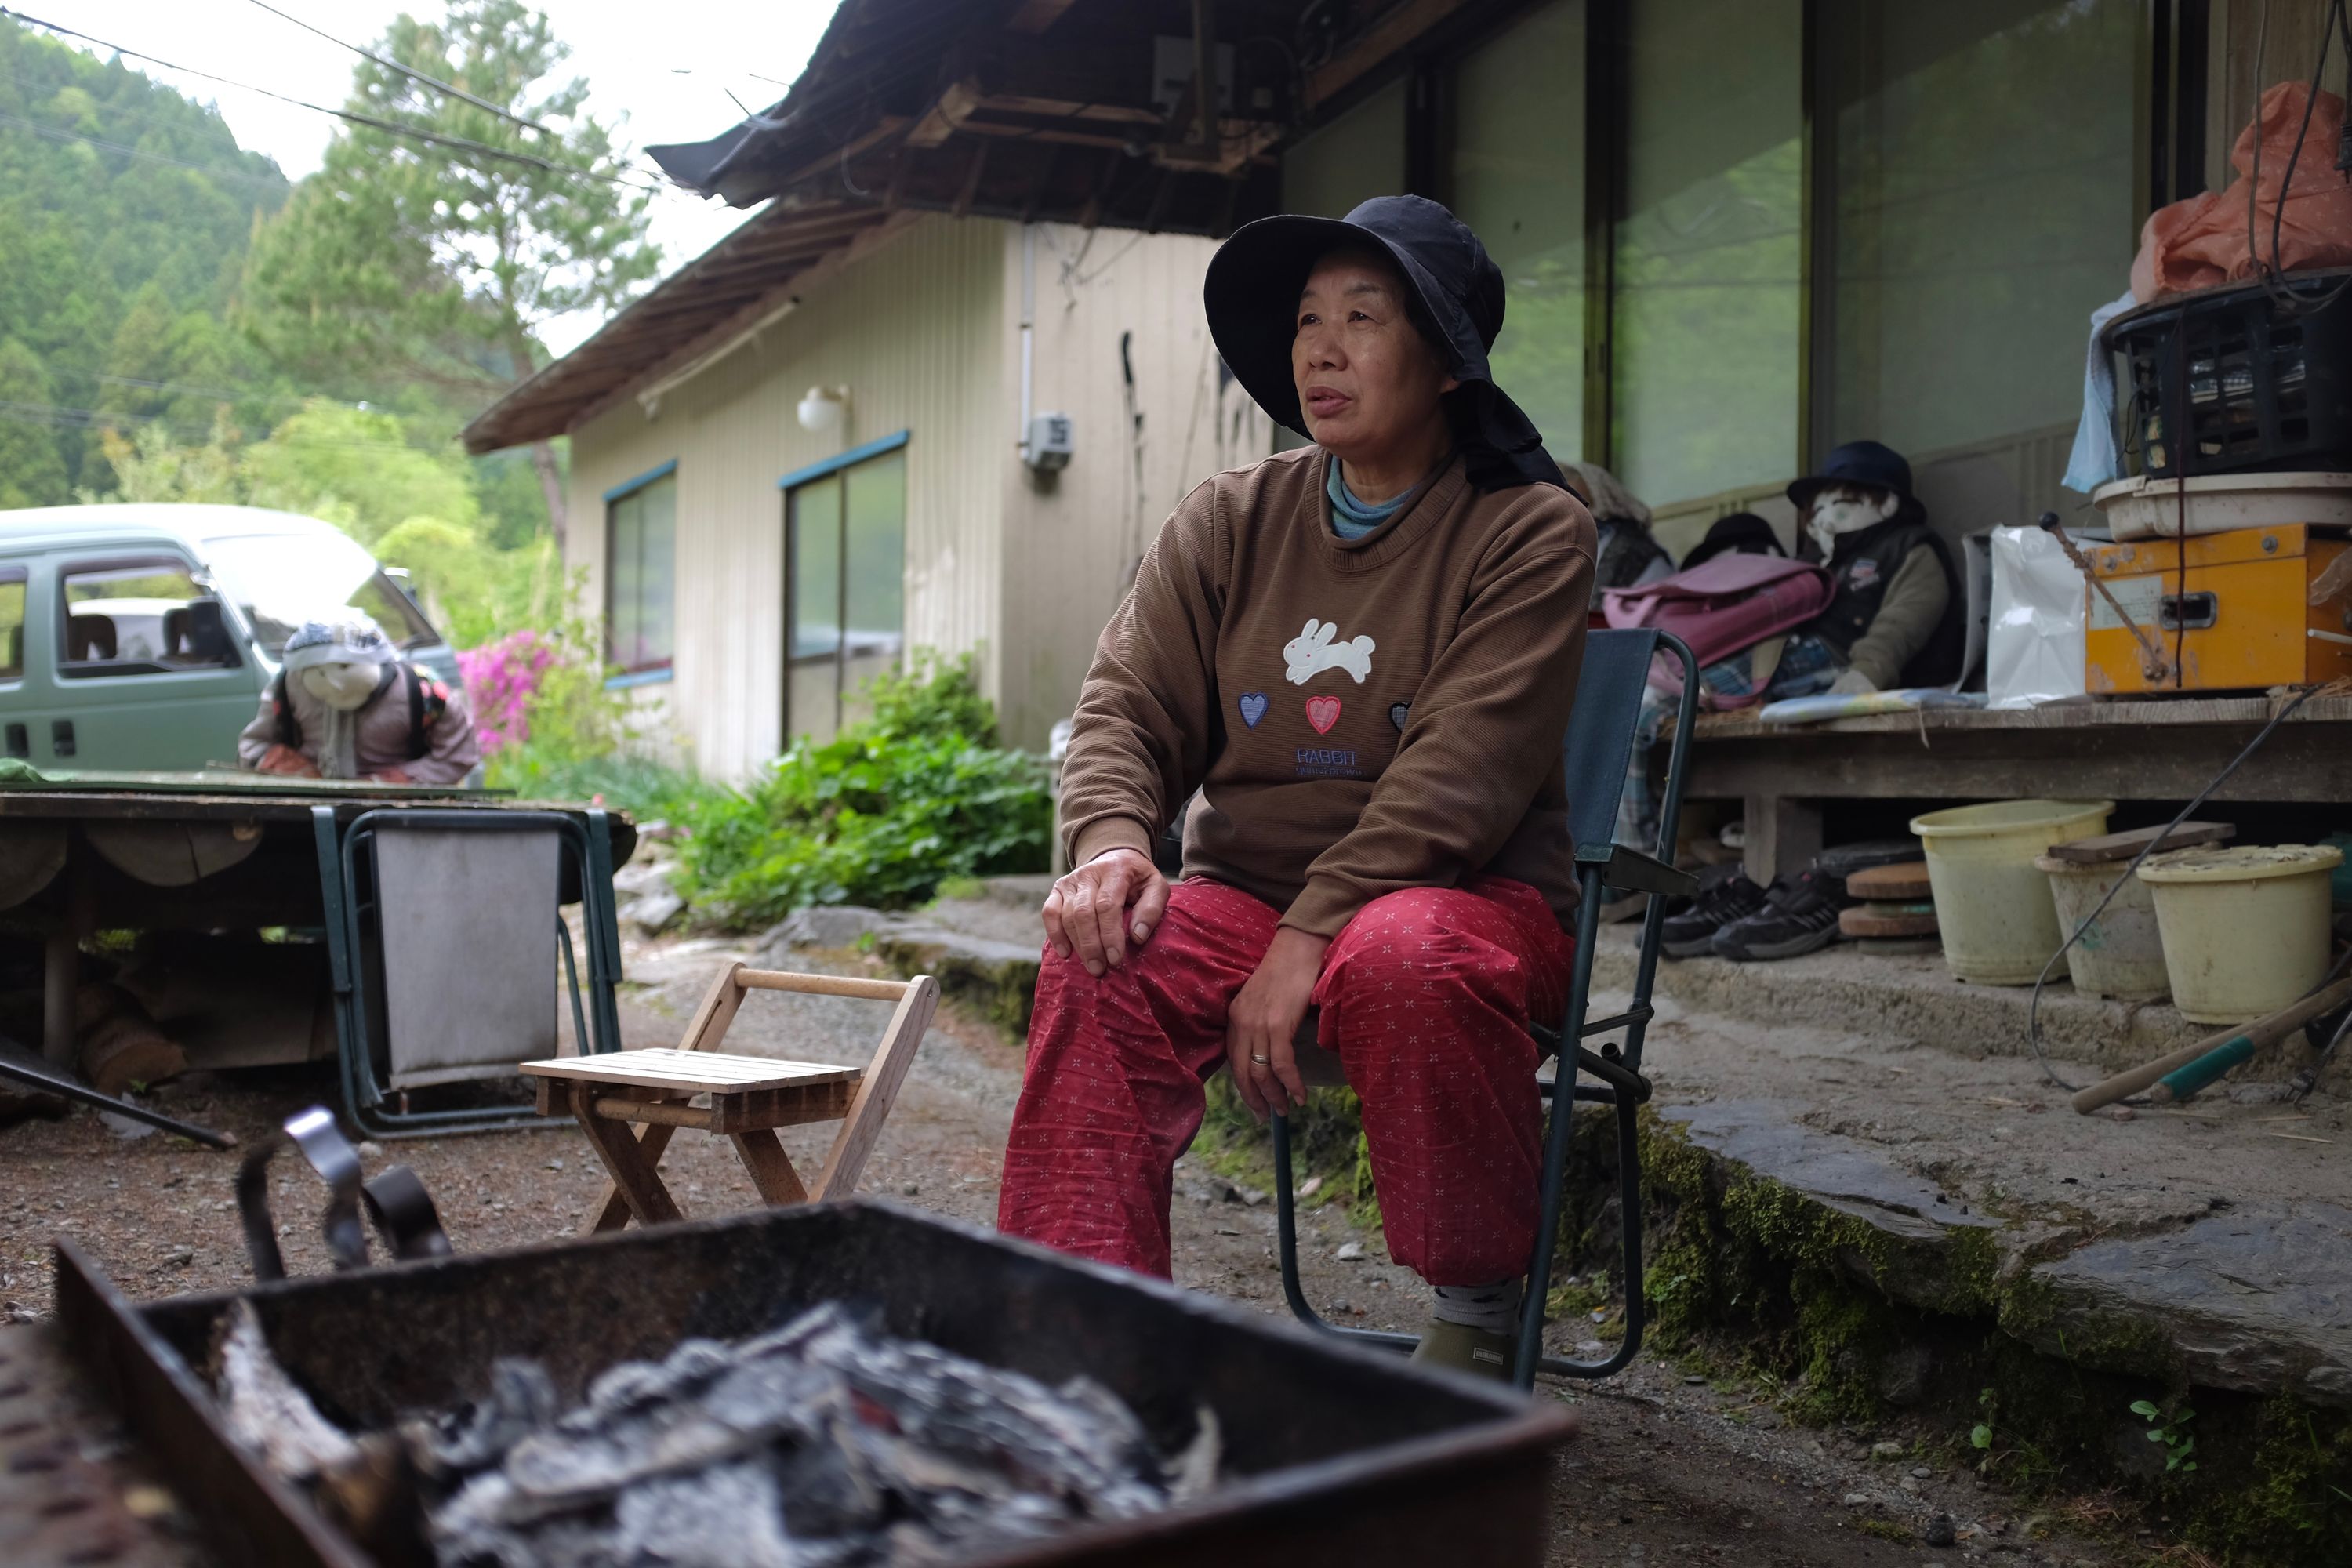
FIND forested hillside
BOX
[0,22,295,503]
[0,6,633,646]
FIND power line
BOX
[0,9,664,191]
[241,0,559,140]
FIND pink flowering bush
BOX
[457,630,557,755]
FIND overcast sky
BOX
[29,0,839,354]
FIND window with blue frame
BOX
[786,444,906,742]
[605,466,676,674]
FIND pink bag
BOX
[1596,552,1834,676]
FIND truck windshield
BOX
[198,532,438,656]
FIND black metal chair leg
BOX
[1272,1112,1418,1353]
[1514,864,1608,1387]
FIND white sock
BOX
[1430,1278,1523,1334]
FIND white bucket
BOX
[2136,844,2344,1024]
[2032,855,2170,1001]
[1909,800,2114,985]
[2090,470,2352,540]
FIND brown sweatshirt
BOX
[1060,446,1597,938]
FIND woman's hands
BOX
[1226,927,1328,1120]
[256,744,320,779]
[1042,847,1170,977]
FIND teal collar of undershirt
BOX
[1327,459,1413,539]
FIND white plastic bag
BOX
[1985,525,2086,709]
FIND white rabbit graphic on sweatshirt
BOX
[1283,618,1376,685]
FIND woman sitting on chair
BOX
[997,197,1597,1378]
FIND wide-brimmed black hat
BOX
[1203,194,1565,492]
[1787,440,1915,512]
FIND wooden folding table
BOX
[521,965,938,1232]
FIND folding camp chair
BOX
[1271,627,1700,1388]
[310,806,626,1139]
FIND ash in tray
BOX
[216,1299,1221,1567]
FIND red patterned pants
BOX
[997,877,1573,1286]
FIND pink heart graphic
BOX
[1305,695,1342,734]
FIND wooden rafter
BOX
[1306,0,1474,109]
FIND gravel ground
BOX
[0,932,2152,1566]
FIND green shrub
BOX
[673,655,1050,924]
[488,742,724,823]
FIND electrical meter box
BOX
[1025,412,1074,471]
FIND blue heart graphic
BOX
[1236,691,1269,728]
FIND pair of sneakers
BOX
[1660,862,1849,962]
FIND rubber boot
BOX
[1410,1319,1517,1381]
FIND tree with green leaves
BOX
[0,337,71,507]
[243,0,659,545]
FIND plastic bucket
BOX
[2136,844,2344,1024]
[1908,800,2114,984]
[2032,855,2170,1001]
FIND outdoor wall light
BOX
[797,384,849,433]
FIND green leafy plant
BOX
[672,655,1050,924]
[1973,1385,1998,1455]
[2133,1399,2199,1473]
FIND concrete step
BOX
[1653,1097,2352,1413]
[1592,926,2224,1076]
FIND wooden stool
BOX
[521,964,938,1233]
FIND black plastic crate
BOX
[2103,268,2352,478]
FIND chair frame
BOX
[310,806,626,1139]
[1271,629,1700,1388]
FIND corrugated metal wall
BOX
[566,216,1007,779]
[994,223,1275,748]
[565,213,1270,773]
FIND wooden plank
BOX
[1697,694,2352,741]
[2045,822,2237,864]
[729,1129,811,1206]
[906,78,982,148]
[520,1048,858,1094]
[585,1122,675,1235]
[593,1097,716,1129]
[815,975,939,1200]
[675,963,747,1054]
[574,1109,684,1231]
[1742,794,1822,884]
[1686,720,2352,804]
[709,1079,857,1134]
[1305,0,1474,108]
[735,969,910,1001]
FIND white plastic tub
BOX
[2136,844,2343,1024]
[2033,855,2170,1001]
[2090,470,2352,541]
[1910,800,2114,985]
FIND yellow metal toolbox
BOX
[2085,524,2352,694]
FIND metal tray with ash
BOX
[51,1200,1575,1566]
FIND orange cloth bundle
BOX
[2132,81,2352,302]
